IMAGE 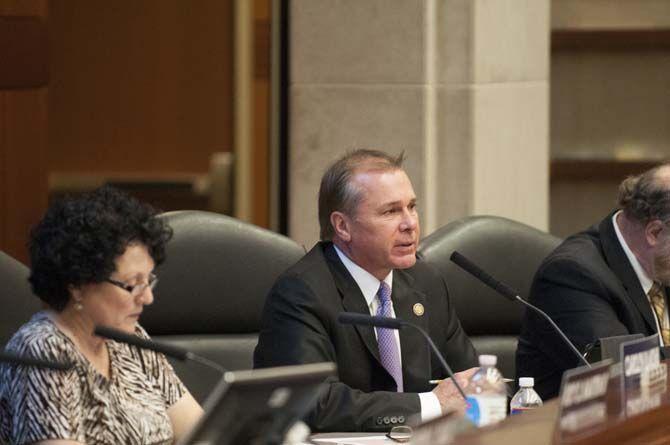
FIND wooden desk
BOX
[309,369,670,445]
[454,375,670,445]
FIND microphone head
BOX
[449,251,479,275]
[94,324,190,361]
[94,325,127,340]
[0,351,73,370]
[450,251,518,301]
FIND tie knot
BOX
[378,281,392,304]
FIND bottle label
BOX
[510,407,533,415]
[466,395,507,426]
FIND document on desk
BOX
[307,433,393,444]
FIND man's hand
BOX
[431,367,478,414]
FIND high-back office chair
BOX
[418,216,561,379]
[0,251,41,347]
[142,210,304,402]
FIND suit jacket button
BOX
[390,416,398,424]
[398,416,405,423]
[376,417,383,425]
[383,416,390,425]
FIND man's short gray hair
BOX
[318,149,405,240]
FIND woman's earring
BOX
[74,300,83,311]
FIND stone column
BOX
[289,0,550,247]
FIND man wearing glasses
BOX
[517,164,670,400]
[254,150,477,432]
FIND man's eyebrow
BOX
[378,198,417,209]
[376,200,401,209]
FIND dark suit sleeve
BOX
[529,256,630,370]
[253,275,421,432]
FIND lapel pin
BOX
[413,303,425,316]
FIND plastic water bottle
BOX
[510,377,543,415]
[465,354,507,427]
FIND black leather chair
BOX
[418,215,560,379]
[142,210,304,403]
[0,251,41,347]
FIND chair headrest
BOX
[141,211,304,335]
[419,216,561,335]
[0,251,41,345]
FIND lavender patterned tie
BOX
[376,281,403,392]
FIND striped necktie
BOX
[376,281,403,392]
[649,282,670,345]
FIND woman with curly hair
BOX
[0,186,202,445]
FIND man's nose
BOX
[400,210,418,231]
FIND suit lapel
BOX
[324,244,431,391]
[324,244,382,363]
[600,213,657,332]
[393,270,431,391]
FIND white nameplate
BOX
[621,334,660,391]
[557,359,612,435]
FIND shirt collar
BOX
[613,210,654,294]
[333,244,393,307]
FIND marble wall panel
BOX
[289,85,427,246]
[291,0,426,84]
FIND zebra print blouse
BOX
[0,312,186,445]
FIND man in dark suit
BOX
[517,164,670,400]
[254,150,477,432]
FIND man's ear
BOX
[645,219,665,246]
[331,211,352,242]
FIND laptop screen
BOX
[178,362,337,445]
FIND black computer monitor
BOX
[178,362,337,445]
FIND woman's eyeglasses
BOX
[105,273,158,297]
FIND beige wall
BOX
[288,0,550,247]
[552,0,670,29]
[552,52,670,161]
[550,0,670,237]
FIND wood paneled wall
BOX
[252,0,271,228]
[1,0,274,261]
[48,0,235,173]
[0,0,48,263]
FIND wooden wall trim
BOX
[0,94,5,249]
[0,15,48,88]
[551,159,665,182]
[552,29,670,51]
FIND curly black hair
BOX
[28,186,173,311]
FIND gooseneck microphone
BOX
[450,251,590,368]
[94,325,226,374]
[338,313,405,330]
[338,312,468,400]
[0,351,72,370]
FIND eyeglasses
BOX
[105,273,158,297]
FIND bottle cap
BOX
[519,377,534,387]
[478,354,497,366]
